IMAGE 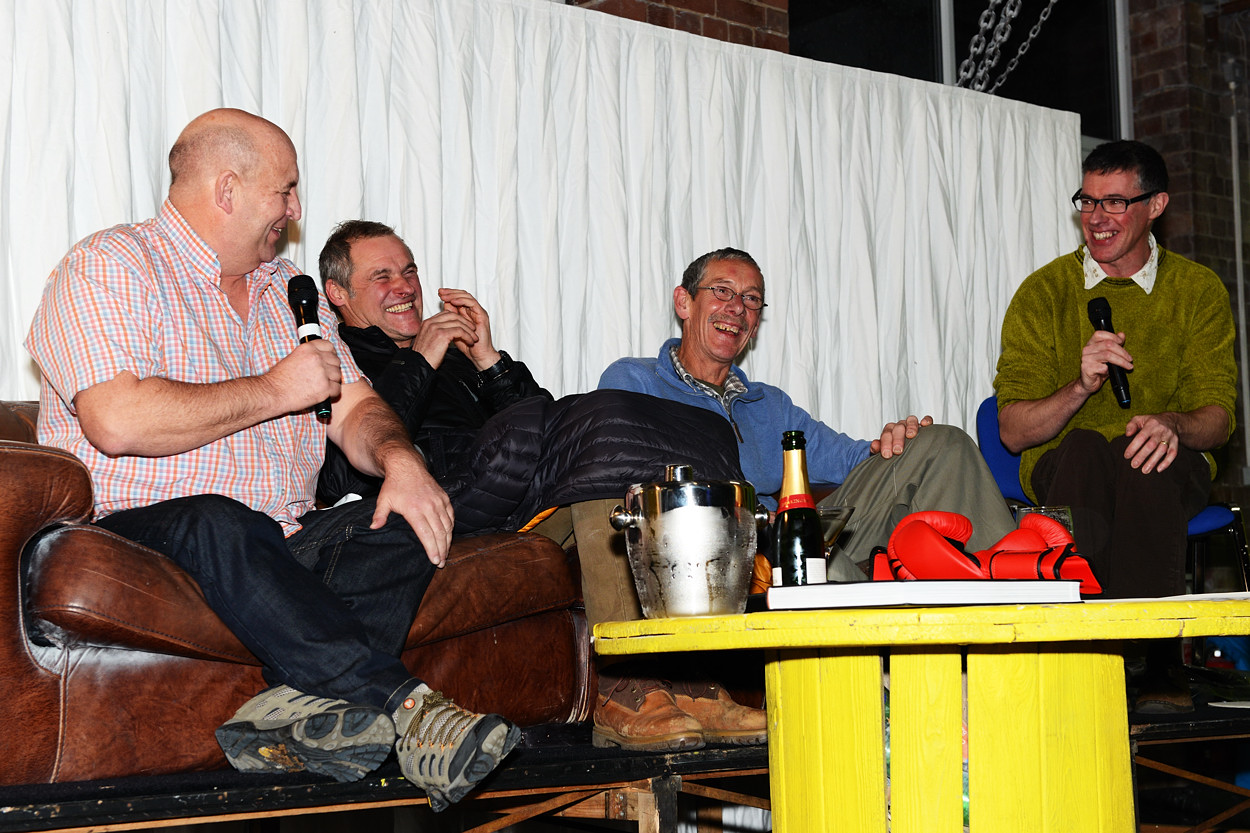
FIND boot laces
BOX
[403,690,477,749]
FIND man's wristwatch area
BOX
[476,351,512,387]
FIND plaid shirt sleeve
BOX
[28,231,167,412]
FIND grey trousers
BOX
[820,424,1017,579]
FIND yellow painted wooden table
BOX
[593,598,1250,833]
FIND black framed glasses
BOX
[1071,189,1158,214]
[692,285,767,310]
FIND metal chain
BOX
[957,0,1059,94]
[973,0,1021,92]
[987,0,1061,95]
[956,0,1004,88]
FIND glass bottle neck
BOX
[778,447,815,511]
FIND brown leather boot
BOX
[670,681,767,746]
[593,676,704,751]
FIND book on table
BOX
[765,579,1083,610]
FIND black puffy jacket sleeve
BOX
[474,350,552,413]
[369,348,440,435]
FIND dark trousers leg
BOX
[95,494,433,711]
[1031,429,1209,599]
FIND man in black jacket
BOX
[317,220,767,752]
[317,220,551,505]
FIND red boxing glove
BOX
[881,510,1103,595]
[885,511,982,580]
[974,514,1103,595]
[1019,512,1074,549]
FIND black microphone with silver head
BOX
[1086,296,1131,409]
[287,275,332,420]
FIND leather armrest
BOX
[0,441,93,544]
[408,532,581,647]
[28,524,255,663]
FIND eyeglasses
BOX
[1071,189,1158,214]
[692,285,767,310]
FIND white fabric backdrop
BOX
[0,0,1081,439]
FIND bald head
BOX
[166,108,302,279]
[168,109,291,193]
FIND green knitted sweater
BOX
[994,246,1237,502]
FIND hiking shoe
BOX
[216,685,395,783]
[393,684,520,812]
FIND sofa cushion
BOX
[28,525,580,664]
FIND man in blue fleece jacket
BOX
[599,247,1015,576]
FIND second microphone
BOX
[288,274,333,420]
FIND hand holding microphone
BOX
[287,275,333,420]
[1086,297,1131,409]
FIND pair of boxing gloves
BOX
[873,510,1102,595]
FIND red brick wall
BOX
[1130,0,1250,488]
[1130,0,1234,279]
[567,0,789,53]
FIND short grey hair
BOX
[319,220,403,297]
[680,248,763,295]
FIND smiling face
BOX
[230,142,302,273]
[324,234,423,348]
[674,258,764,385]
[1079,168,1168,277]
[172,111,304,279]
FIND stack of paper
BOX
[765,579,1083,610]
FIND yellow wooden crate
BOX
[595,599,1250,832]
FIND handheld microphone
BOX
[1086,297,1131,409]
[287,275,332,420]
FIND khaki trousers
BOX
[821,424,1016,575]
[529,499,642,628]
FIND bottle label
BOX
[778,493,816,512]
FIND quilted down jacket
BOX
[319,324,744,533]
[441,389,745,533]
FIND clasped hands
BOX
[412,288,501,371]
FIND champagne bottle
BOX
[774,430,824,586]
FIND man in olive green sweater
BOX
[995,140,1237,605]
[995,142,1237,711]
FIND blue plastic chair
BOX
[974,395,1250,593]
[975,396,1030,506]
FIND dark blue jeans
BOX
[95,494,434,712]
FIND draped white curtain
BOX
[0,0,1081,439]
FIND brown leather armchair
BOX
[0,401,592,784]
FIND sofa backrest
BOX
[0,401,37,443]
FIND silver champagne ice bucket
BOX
[609,465,770,618]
